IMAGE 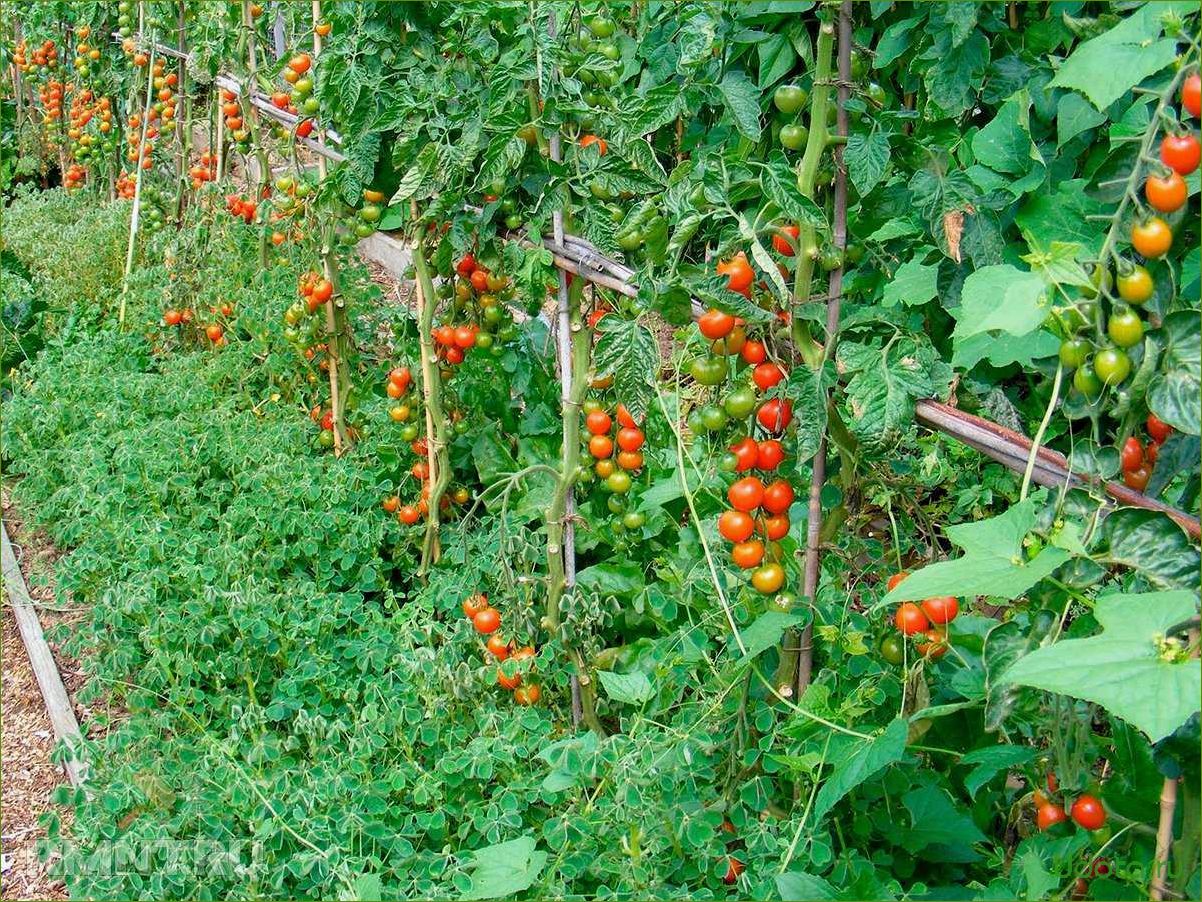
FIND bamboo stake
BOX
[1150,776,1179,900]
[117,36,155,327]
[173,0,190,222]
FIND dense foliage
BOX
[2,2,1200,900]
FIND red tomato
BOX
[752,362,786,391]
[716,252,754,296]
[756,440,785,470]
[723,857,745,885]
[718,510,755,543]
[1123,465,1150,492]
[616,403,638,428]
[1037,802,1067,831]
[382,495,400,513]
[1183,72,1201,118]
[916,628,948,659]
[728,477,765,512]
[1145,171,1188,213]
[920,596,958,625]
[462,593,490,618]
[761,480,794,514]
[617,427,645,451]
[586,410,613,435]
[741,340,767,365]
[486,634,511,660]
[1161,133,1200,176]
[759,514,790,541]
[757,398,792,434]
[731,539,765,569]
[588,434,614,459]
[579,134,608,155]
[698,308,736,340]
[1145,441,1160,464]
[1070,794,1107,831]
[1120,436,1144,472]
[1146,412,1172,443]
[729,437,759,473]
[894,602,929,636]
[887,571,909,592]
[473,607,501,634]
[772,224,800,257]
[470,269,489,292]
[456,254,477,277]
[454,325,477,349]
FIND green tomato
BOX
[820,251,843,271]
[588,15,616,38]
[1093,348,1131,386]
[454,420,470,436]
[359,204,382,223]
[1107,309,1144,348]
[606,470,633,494]
[607,494,626,513]
[717,452,739,473]
[302,96,320,115]
[317,428,335,449]
[879,635,905,665]
[689,183,711,210]
[686,410,707,435]
[773,84,807,114]
[293,77,313,96]
[622,510,646,530]
[1058,339,1090,370]
[597,41,620,61]
[616,229,644,251]
[723,386,758,420]
[844,243,865,265]
[689,355,729,386]
[504,213,523,230]
[699,404,729,432]
[474,332,494,349]
[1073,362,1103,397]
[865,82,887,106]
[1081,264,1111,300]
[779,123,809,151]
[590,179,616,200]
[770,592,797,614]
[399,423,419,442]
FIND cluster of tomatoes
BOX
[115,170,137,200]
[137,183,171,235]
[579,401,648,530]
[70,24,101,80]
[883,572,957,663]
[718,445,794,598]
[37,79,65,128]
[219,88,250,151]
[310,405,339,450]
[161,307,193,328]
[1060,73,1199,397]
[67,88,116,165]
[461,594,541,706]
[115,0,136,38]
[281,52,319,140]
[335,187,385,243]
[268,172,318,245]
[1119,413,1173,492]
[13,38,58,77]
[439,254,519,365]
[1033,773,1108,836]
[224,191,260,225]
[62,163,87,192]
[187,150,218,190]
[282,270,334,350]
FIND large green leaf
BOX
[1098,508,1201,592]
[1001,590,1201,742]
[845,129,891,197]
[717,69,762,141]
[951,264,1050,347]
[899,783,988,853]
[1148,311,1200,436]
[775,871,838,901]
[459,836,547,900]
[972,89,1042,177]
[958,745,1038,798]
[838,336,951,448]
[738,611,807,661]
[592,316,661,420]
[597,670,654,705]
[809,719,908,826]
[881,254,939,308]
[881,496,1072,605]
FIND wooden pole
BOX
[117,35,155,327]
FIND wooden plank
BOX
[358,231,412,280]
[1,520,88,788]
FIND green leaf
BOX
[1148,311,1200,436]
[757,33,795,88]
[899,783,988,852]
[346,873,384,901]
[1049,4,1182,110]
[952,264,1049,341]
[1146,433,1201,499]
[592,317,660,420]
[460,836,547,901]
[738,611,807,661]
[809,719,908,826]
[762,154,827,229]
[881,254,938,308]
[718,70,763,141]
[874,15,924,68]
[838,337,951,448]
[576,561,645,598]
[922,31,988,118]
[1098,508,1202,592]
[597,670,654,705]
[971,89,1042,177]
[953,330,1060,371]
[866,217,922,243]
[958,745,1038,798]
[882,495,1072,605]
[1057,92,1107,147]
[1015,179,1106,254]
[1003,590,1200,742]
[1016,846,1060,901]
[775,871,838,901]
[845,129,890,197]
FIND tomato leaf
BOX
[957,745,1038,799]
[591,316,660,420]
[899,783,988,853]
[881,495,1072,605]
[844,128,891,197]
[808,719,908,827]
[459,836,547,901]
[1148,311,1201,436]
[597,670,654,705]
[880,253,938,308]
[1097,508,1201,592]
[716,69,762,141]
[737,611,807,661]
[1002,590,1201,742]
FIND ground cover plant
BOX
[1,1,1200,899]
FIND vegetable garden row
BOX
[1,2,1200,899]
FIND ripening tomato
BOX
[772,224,800,257]
[728,477,765,512]
[756,440,785,471]
[288,52,312,74]
[887,571,909,592]
[588,434,614,459]
[586,410,613,435]
[1184,72,1201,118]
[723,857,745,885]
[163,308,182,326]
[617,427,645,451]
[716,252,754,296]
[1123,465,1150,492]
[761,480,794,514]
[1145,441,1160,464]
[579,134,608,155]
[1107,309,1144,348]
[1037,802,1068,831]
[456,254,477,277]
[719,509,756,543]
[1145,171,1187,213]
[732,539,765,569]
[916,628,948,659]
[386,380,405,399]
[514,683,541,705]
[382,495,400,513]
[1131,217,1173,258]
[497,667,522,690]
[698,308,736,340]
[1071,794,1107,831]
[759,514,790,541]
[920,596,958,625]
[412,460,430,480]
[1160,133,1200,176]
[206,323,224,342]
[729,437,759,473]
[1121,437,1144,472]
[486,634,511,660]
[470,269,489,292]
[751,563,785,594]
[454,325,477,349]
[741,340,767,365]
[616,403,638,428]
[473,607,501,634]
[1116,265,1154,304]
[462,593,490,618]
[616,451,643,471]
[757,398,793,434]
[753,362,786,391]
[894,602,929,636]
[398,504,420,525]
[312,278,334,302]
[1093,348,1131,386]
[389,366,411,390]
[1147,413,1172,443]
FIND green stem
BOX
[412,238,453,576]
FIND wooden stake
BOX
[117,35,156,327]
